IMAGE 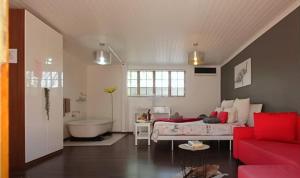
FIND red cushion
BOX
[210,111,218,117]
[297,116,300,143]
[254,112,298,142]
[238,139,300,167]
[238,165,300,178]
[218,112,228,123]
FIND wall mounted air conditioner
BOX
[194,67,217,76]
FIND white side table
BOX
[134,122,152,146]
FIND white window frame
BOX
[127,70,185,97]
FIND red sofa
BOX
[234,113,300,178]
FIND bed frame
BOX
[154,135,233,151]
[150,106,233,151]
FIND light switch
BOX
[9,48,18,63]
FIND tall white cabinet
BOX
[24,11,63,163]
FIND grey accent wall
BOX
[221,7,300,113]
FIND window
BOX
[127,70,185,97]
[155,71,169,96]
[127,71,138,96]
[140,71,153,96]
[171,71,185,96]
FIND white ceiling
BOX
[10,0,299,65]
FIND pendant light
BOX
[188,43,204,66]
[95,43,111,65]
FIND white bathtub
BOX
[67,119,113,138]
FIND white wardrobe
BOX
[24,10,63,163]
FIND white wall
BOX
[86,64,127,132]
[86,64,220,132]
[127,65,220,131]
[63,40,90,138]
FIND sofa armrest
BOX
[233,127,255,159]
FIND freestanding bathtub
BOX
[67,119,113,138]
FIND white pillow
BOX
[224,107,237,123]
[221,100,234,109]
[233,98,250,124]
[215,107,223,113]
[247,104,263,127]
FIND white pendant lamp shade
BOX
[95,50,111,65]
[188,50,204,66]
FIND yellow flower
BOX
[104,87,117,94]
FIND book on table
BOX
[188,141,204,149]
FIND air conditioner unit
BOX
[194,67,217,76]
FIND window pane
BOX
[162,80,168,87]
[147,72,153,79]
[178,80,184,87]
[127,72,130,79]
[178,72,184,79]
[178,88,184,96]
[127,71,138,96]
[130,88,137,96]
[132,72,137,79]
[156,72,162,79]
[155,71,169,96]
[130,80,137,87]
[147,88,153,96]
[147,80,153,87]
[171,88,177,96]
[162,72,168,79]
[140,71,146,79]
[127,80,131,87]
[128,71,137,79]
[156,88,161,96]
[162,87,168,96]
[140,80,146,87]
[140,87,146,96]
[156,80,162,87]
[171,80,178,87]
[171,72,177,79]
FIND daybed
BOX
[151,99,263,151]
[151,119,240,150]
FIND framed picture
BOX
[234,58,251,89]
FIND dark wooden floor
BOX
[11,135,237,178]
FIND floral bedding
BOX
[151,120,244,142]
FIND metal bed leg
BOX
[229,140,232,151]
[171,140,174,151]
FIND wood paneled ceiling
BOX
[10,0,299,65]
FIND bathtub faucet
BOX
[72,110,80,117]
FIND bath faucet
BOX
[72,110,80,117]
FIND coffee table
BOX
[178,143,210,178]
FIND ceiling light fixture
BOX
[95,43,111,65]
[95,43,124,65]
[188,43,204,66]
